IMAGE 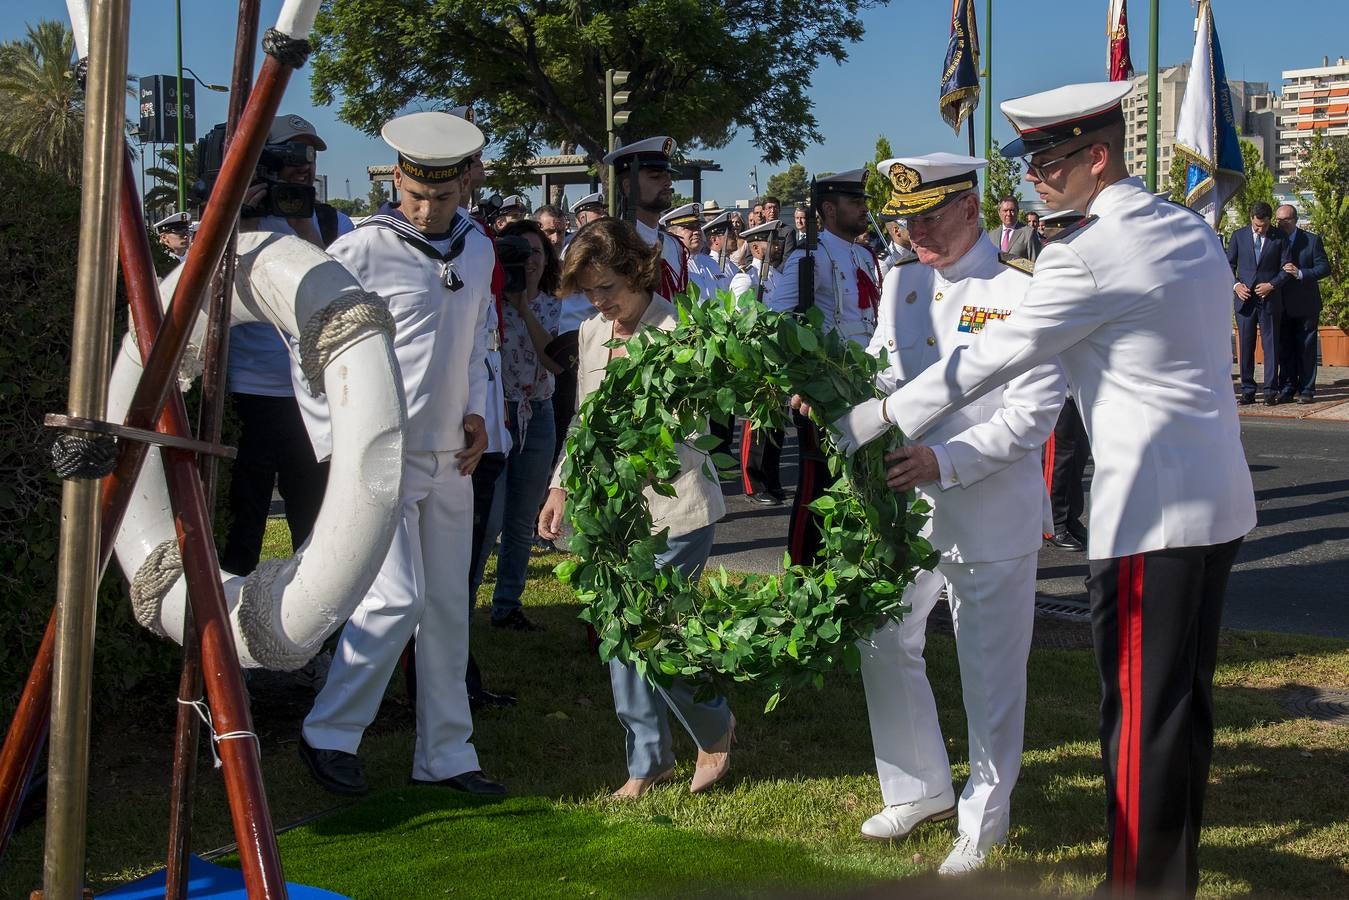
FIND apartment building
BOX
[1278,56,1349,181]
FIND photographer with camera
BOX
[207,114,352,579]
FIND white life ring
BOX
[108,230,405,669]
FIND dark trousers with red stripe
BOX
[1088,537,1243,897]
[1043,397,1091,534]
[786,415,828,565]
[740,420,783,497]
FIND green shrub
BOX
[0,151,179,724]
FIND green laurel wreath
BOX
[555,290,938,710]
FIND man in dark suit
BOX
[1227,201,1290,405]
[1275,204,1331,403]
[781,204,809,257]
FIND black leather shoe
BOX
[412,770,507,796]
[298,736,369,796]
[1238,394,1255,406]
[768,488,788,503]
[1065,519,1089,544]
[469,688,518,711]
[1048,530,1086,551]
[490,609,543,631]
[747,491,780,505]
[1263,394,1279,407]
[1297,394,1314,405]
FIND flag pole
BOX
[983,0,992,162]
[1146,0,1159,190]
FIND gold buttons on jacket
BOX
[926,337,936,346]
[934,291,944,301]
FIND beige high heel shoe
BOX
[690,714,736,794]
[610,768,675,799]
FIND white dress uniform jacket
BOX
[325,215,494,452]
[868,237,1065,562]
[885,178,1257,558]
[768,229,879,346]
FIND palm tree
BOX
[0,21,83,183]
[143,144,197,221]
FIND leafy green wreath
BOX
[555,290,938,710]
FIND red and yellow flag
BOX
[1108,0,1134,81]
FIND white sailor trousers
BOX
[860,551,1036,850]
[303,448,480,781]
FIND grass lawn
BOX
[2,520,1347,898]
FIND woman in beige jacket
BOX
[538,219,736,799]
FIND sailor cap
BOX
[701,210,733,234]
[498,194,528,214]
[660,201,703,229]
[813,168,869,200]
[1000,81,1132,158]
[601,136,676,172]
[739,220,786,242]
[153,210,192,233]
[571,191,605,214]
[878,153,986,217]
[382,111,485,183]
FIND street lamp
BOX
[182,66,228,93]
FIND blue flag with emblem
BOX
[939,0,981,135]
[1174,0,1244,228]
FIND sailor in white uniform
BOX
[828,83,1257,896]
[853,154,1066,876]
[727,219,783,301]
[661,201,719,303]
[154,210,192,261]
[600,137,688,300]
[702,210,742,289]
[300,111,505,798]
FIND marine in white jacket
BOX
[854,154,1066,876]
[300,112,504,798]
[831,84,1257,895]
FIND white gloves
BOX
[829,397,890,457]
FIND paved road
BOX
[706,415,1349,639]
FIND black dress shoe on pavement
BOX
[768,488,788,503]
[1263,394,1279,406]
[1065,519,1089,544]
[490,609,543,631]
[1238,394,1255,406]
[412,770,507,796]
[1048,530,1086,551]
[1297,394,1314,405]
[298,736,369,796]
[747,491,780,505]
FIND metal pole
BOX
[1146,0,1160,191]
[984,0,992,162]
[165,3,259,894]
[605,69,617,218]
[175,0,185,211]
[43,0,130,893]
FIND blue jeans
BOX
[484,399,556,618]
[608,524,733,777]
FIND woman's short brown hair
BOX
[559,218,662,297]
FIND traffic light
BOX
[605,69,631,216]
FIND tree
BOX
[981,141,1022,231]
[1293,133,1349,328]
[1165,154,1189,203]
[310,0,889,172]
[866,135,893,218]
[766,163,810,206]
[367,179,388,213]
[142,143,196,221]
[1229,138,1276,229]
[0,21,83,183]
[327,197,369,217]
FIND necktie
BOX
[1254,232,1263,258]
[1001,228,1011,252]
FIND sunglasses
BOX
[1023,143,1095,180]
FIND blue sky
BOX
[5,1,1348,207]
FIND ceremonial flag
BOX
[1107,0,1134,81]
[939,0,981,135]
[1175,0,1245,228]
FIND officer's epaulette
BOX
[1045,214,1099,245]
[997,253,1035,275]
[894,254,920,266]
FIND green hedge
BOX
[0,152,180,724]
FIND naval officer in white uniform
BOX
[600,137,688,301]
[854,154,1065,876]
[826,83,1257,896]
[299,111,505,797]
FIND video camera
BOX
[193,122,317,219]
[493,233,532,296]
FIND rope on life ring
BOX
[129,539,181,638]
